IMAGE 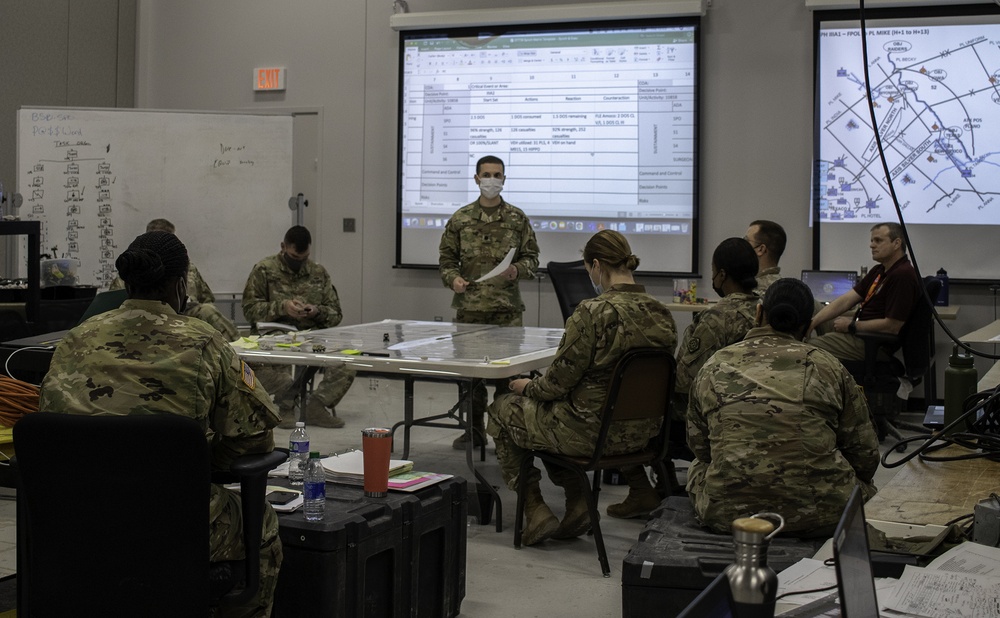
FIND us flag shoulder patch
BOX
[241,361,255,389]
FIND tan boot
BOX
[521,481,559,546]
[306,398,345,429]
[606,466,661,520]
[551,472,592,540]
[452,413,487,450]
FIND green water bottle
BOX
[943,346,977,434]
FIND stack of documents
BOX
[320,450,412,484]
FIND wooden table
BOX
[866,446,1000,525]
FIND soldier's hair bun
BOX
[116,231,189,293]
[762,279,814,334]
[583,230,637,271]
[116,248,166,284]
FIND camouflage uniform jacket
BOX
[687,326,879,534]
[675,291,759,396]
[109,262,216,304]
[242,254,343,331]
[755,266,781,296]
[438,199,539,314]
[38,298,281,542]
[520,283,677,456]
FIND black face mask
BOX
[283,253,306,273]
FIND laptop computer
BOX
[800,270,858,305]
[676,485,880,618]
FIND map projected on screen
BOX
[396,19,700,274]
[816,14,1000,225]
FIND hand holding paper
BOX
[476,248,517,283]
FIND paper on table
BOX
[883,565,1000,618]
[925,542,1000,576]
[475,247,516,283]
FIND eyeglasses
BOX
[743,236,764,251]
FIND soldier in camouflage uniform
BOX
[487,230,676,546]
[607,238,760,520]
[109,219,240,342]
[40,231,283,618]
[439,155,540,449]
[687,278,879,536]
[243,225,354,429]
[744,220,786,296]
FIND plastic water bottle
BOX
[288,422,309,486]
[303,451,326,522]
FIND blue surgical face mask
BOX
[590,264,604,295]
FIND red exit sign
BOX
[254,67,286,91]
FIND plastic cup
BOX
[361,427,393,497]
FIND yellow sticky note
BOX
[489,359,511,365]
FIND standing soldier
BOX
[439,155,540,449]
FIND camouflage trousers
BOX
[486,393,596,491]
[185,302,241,342]
[455,310,522,422]
[211,486,283,618]
[256,364,356,410]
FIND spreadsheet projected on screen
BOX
[396,18,700,275]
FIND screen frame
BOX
[394,16,702,277]
[811,4,1000,284]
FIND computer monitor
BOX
[800,270,858,304]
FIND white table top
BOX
[234,319,564,380]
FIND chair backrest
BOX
[76,288,128,324]
[14,412,212,616]
[591,347,677,464]
[546,260,595,322]
[898,276,941,378]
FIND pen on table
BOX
[361,351,390,357]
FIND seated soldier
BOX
[687,278,879,537]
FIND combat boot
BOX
[306,398,345,429]
[606,466,661,519]
[521,480,559,546]
[451,413,487,450]
[549,470,592,540]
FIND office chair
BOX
[513,348,676,577]
[546,260,595,322]
[843,276,940,446]
[75,288,128,324]
[14,412,286,616]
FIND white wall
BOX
[134,0,1000,391]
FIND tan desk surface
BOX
[934,305,960,320]
[865,446,1000,525]
[960,318,1000,344]
[979,362,1000,391]
[667,302,715,313]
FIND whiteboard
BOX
[17,107,293,293]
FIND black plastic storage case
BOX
[274,476,467,618]
[621,497,824,618]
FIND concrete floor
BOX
[0,376,920,617]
